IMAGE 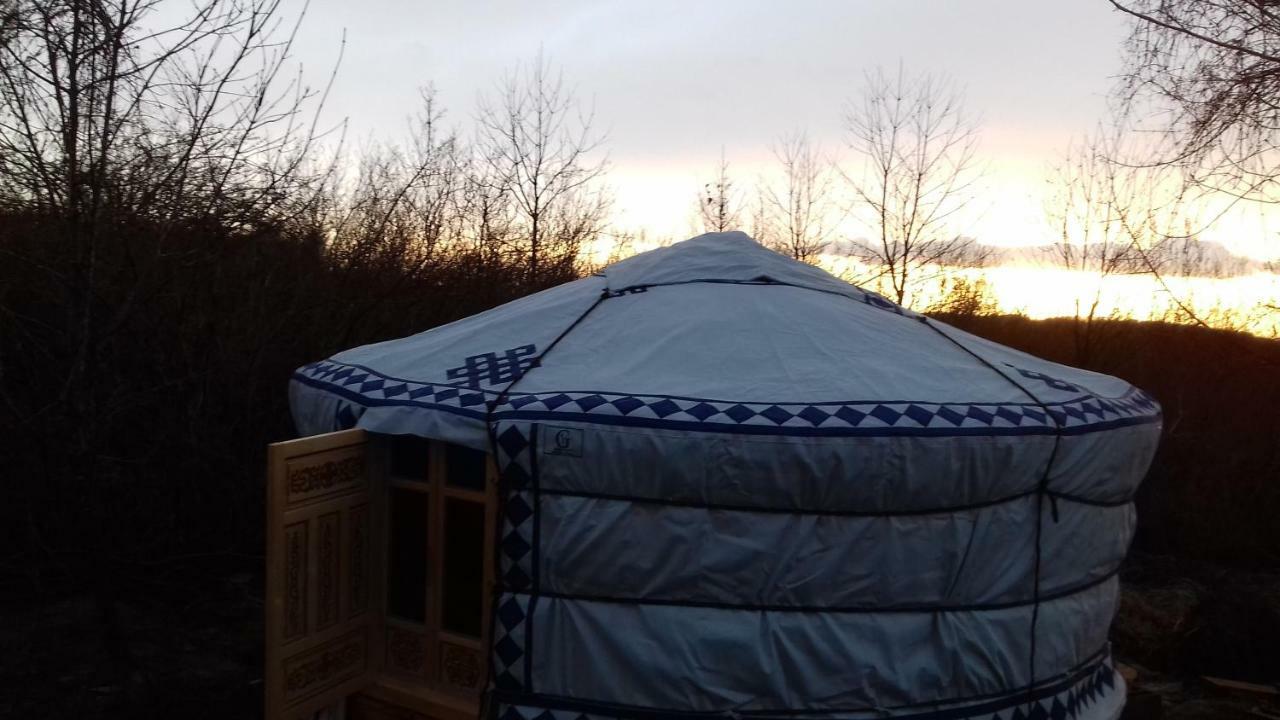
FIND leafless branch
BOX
[840,64,987,306]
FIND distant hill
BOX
[831,236,1269,278]
[992,237,1265,277]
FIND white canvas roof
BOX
[291,231,1160,720]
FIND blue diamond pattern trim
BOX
[502,530,532,561]
[498,425,531,458]
[494,656,1117,720]
[686,402,719,420]
[494,422,536,594]
[505,494,534,526]
[870,405,902,424]
[294,360,1161,438]
[334,403,360,429]
[491,594,530,692]
[610,396,644,414]
[649,398,681,418]
[493,656,1121,720]
[574,394,607,411]
[760,405,794,425]
[797,406,830,426]
[904,404,934,426]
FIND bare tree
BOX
[759,130,835,263]
[695,148,742,233]
[0,0,338,221]
[0,0,336,656]
[1043,133,1147,362]
[1104,1,1280,333]
[1111,0,1280,206]
[1069,119,1239,331]
[842,65,987,307]
[460,147,518,263]
[324,87,479,345]
[476,53,609,286]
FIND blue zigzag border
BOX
[294,360,1161,438]
[493,654,1119,720]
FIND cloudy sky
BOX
[292,0,1273,258]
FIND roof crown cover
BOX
[604,230,879,300]
[288,231,1161,720]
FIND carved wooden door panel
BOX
[266,429,384,720]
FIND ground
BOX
[1114,553,1280,719]
[0,559,263,719]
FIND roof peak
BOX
[603,232,912,316]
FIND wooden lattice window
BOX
[382,436,496,696]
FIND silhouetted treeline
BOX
[0,0,601,611]
[0,204,582,580]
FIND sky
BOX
[279,0,1280,332]
[291,2,1148,244]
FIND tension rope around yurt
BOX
[290,231,1161,720]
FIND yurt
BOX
[266,232,1161,720]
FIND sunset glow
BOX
[290,0,1280,333]
[593,151,1280,337]
[911,266,1280,335]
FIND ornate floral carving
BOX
[315,512,340,630]
[441,641,483,690]
[286,453,365,506]
[387,626,427,676]
[283,631,365,702]
[283,521,307,640]
[349,504,369,617]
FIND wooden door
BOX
[266,429,384,720]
